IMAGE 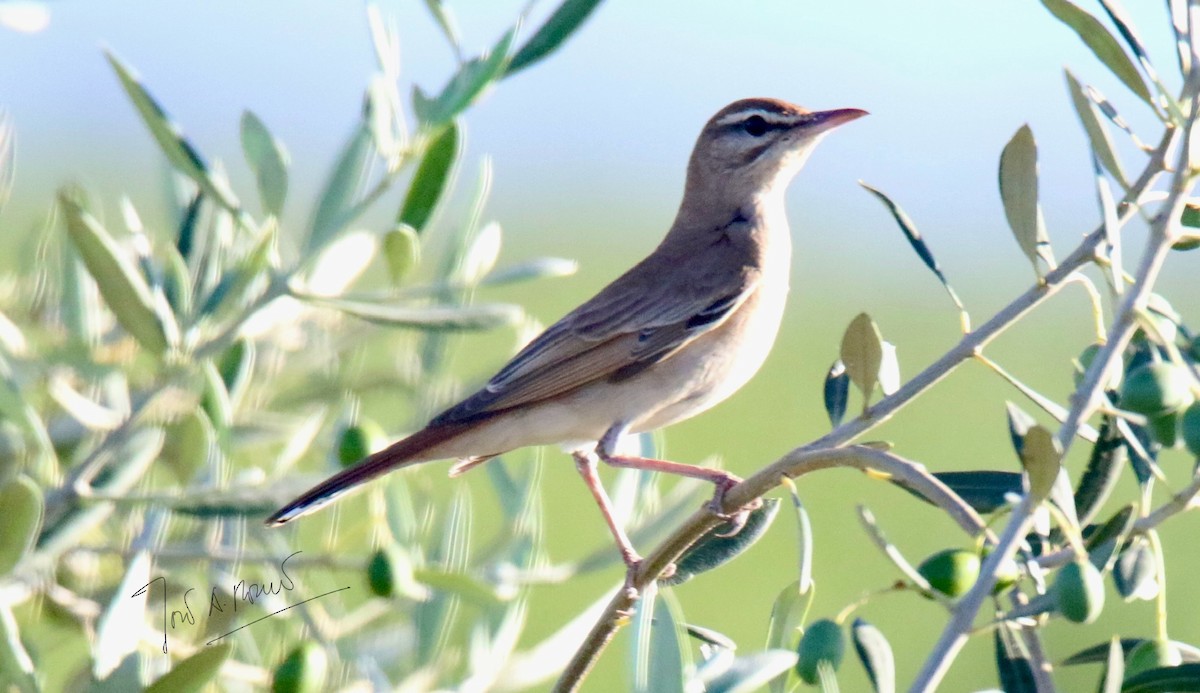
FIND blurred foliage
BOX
[0,0,1199,692]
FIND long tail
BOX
[265,423,470,527]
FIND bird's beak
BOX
[804,108,869,135]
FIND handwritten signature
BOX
[131,551,350,650]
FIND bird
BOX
[267,98,866,574]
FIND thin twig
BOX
[554,446,984,691]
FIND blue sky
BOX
[0,1,1183,284]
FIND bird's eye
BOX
[742,115,769,137]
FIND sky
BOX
[0,0,1181,281]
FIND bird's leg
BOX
[597,425,760,537]
[572,450,643,589]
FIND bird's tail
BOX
[265,423,470,527]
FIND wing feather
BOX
[430,246,759,425]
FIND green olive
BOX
[795,618,845,684]
[917,549,981,598]
[1055,559,1105,624]
[337,419,386,468]
[367,546,406,598]
[1120,363,1192,417]
[1148,411,1182,449]
[1182,402,1200,457]
[272,642,328,693]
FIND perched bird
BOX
[267,98,865,572]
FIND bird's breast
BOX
[632,257,791,432]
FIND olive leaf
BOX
[383,224,422,284]
[860,182,965,316]
[105,51,242,216]
[999,124,1055,275]
[60,193,172,355]
[1039,0,1152,107]
[398,121,461,232]
[240,110,290,218]
[840,313,883,402]
[852,619,895,693]
[1065,70,1127,187]
[308,121,376,252]
[661,499,780,585]
[145,643,232,693]
[505,0,606,77]
[823,360,851,428]
[1019,425,1062,502]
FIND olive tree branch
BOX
[910,83,1198,691]
[555,110,1180,693]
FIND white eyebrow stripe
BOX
[714,109,804,127]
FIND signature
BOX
[131,551,349,650]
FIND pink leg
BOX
[596,425,757,535]
[573,451,642,571]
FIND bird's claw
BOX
[706,474,761,537]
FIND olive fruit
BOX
[272,642,328,693]
[795,618,845,684]
[1055,559,1105,624]
[917,549,980,598]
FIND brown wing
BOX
[430,251,758,425]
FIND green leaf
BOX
[482,257,578,285]
[145,643,232,693]
[416,485,471,663]
[706,651,799,693]
[398,120,461,232]
[0,475,42,577]
[60,193,171,354]
[506,0,605,77]
[1019,424,1062,502]
[851,619,895,693]
[995,624,1037,693]
[1075,416,1126,525]
[309,296,523,331]
[766,580,809,693]
[788,488,814,594]
[897,470,1021,514]
[823,361,850,428]
[240,110,289,217]
[308,121,375,252]
[1121,663,1200,692]
[1101,636,1124,693]
[417,28,516,126]
[661,498,780,585]
[999,124,1053,274]
[633,586,687,693]
[859,182,964,314]
[412,568,507,606]
[1062,638,1200,666]
[94,551,153,678]
[840,313,883,402]
[1112,538,1158,601]
[1084,504,1136,575]
[1039,0,1152,106]
[1006,401,1038,457]
[383,224,422,284]
[422,0,462,55]
[1095,0,1161,91]
[1065,70,1127,187]
[0,603,36,689]
[104,51,241,215]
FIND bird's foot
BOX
[706,473,761,537]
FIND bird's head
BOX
[684,98,867,207]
